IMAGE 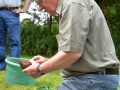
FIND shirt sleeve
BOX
[56,1,91,53]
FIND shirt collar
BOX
[56,0,65,14]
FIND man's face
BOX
[36,0,58,15]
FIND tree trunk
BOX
[48,15,52,34]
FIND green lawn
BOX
[0,54,63,90]
[0,69,63,90]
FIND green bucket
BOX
[5,57,36,86]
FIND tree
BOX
[95,0,120,59]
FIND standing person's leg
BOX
[119,75,120,87]
[58,73,119,90]
[0,10,7,70]
[5,10,21,57]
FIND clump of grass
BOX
[0,70,63,90]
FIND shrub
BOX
[20,19,58,56]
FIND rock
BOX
[19,60,32,69]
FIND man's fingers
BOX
[29,59,35,63]
[22,67,29,73]
[32,55,41,61]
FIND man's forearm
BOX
[40,51,82,74]
[22,0,33,11]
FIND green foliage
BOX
[95,0,120,60]
[20,19,58,56]
[105,0,120,59]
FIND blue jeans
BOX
[58,74,119,90]
[0,10,21,68]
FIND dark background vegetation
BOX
[19,0,120,59]
[95,0,120,59]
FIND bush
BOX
[20,19,58,56]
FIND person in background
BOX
[0,0,33,70]
[23,0,120,90]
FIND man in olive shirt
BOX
[23,0,120,89]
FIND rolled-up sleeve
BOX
[56,1,91,53]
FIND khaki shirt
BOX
[56,0,120,78]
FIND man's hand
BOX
[32,55,48,64]
[22,60,42,78]
[13,8,27,13]
[22,55,48,78]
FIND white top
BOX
[0,0,21,7]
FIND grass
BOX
[0,71,63,90]
[1,70,120,90]
[0,54,63,90]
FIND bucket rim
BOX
[5,57,28,67]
